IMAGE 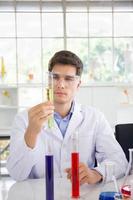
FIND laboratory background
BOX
[0,0,133,199]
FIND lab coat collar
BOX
[43,119,63,141]
[44,102,83,142]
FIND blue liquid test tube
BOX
[45,155,54,200]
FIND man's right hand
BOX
[24,101,54,148]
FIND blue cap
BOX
[99,192,116,200]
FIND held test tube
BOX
[45,72,54,129]
[71,131,80,198]
[47,88,54,128]
[45,140,54,200]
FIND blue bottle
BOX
[99,191,117,200]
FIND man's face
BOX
[52,64,81,105]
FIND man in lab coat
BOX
[7,50,127,183]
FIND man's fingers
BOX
[79,166,85,174]
[80,176,88,185]
[30,101,53,111]
[79,170,87,179]
[65,168,71,173]
[67,173,71,180]
[65,168,72,180]
[39,110,54,119]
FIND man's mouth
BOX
[55,92,66,96]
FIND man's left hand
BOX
[65,162,102,185]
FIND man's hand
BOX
[25,101,54,148]
[65,162,102,185]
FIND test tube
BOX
[45,72,54,129]
[45,139,54,200]
[71,131,80,198]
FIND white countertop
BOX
[0,176,125,200]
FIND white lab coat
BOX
[7,102,128,181]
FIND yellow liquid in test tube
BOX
[46,88,54,128]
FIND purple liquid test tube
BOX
[45,155,54,200]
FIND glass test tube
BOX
[45,72,54,129]
[71,131,80,198]
[45,139,54,200]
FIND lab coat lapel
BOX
[43,120,63,141]
[63,103,83,143]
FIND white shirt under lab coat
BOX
[7,102,128,181]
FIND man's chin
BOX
[54,99,68,104]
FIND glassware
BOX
[44,72,54,129]
[45,138,54,200]
[121,149,133,200]
[99,162,118,200]
[0,57,6,81]
[1,89,11,105]
[27,68,34,83]
[114,193,122,200]
[71,131,80,198]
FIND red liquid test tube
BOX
[71,152,80,198]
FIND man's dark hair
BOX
[48,50,83,76]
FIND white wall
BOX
[76,85,133,128]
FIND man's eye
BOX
[65,76,74,81]
[53,75,59,80]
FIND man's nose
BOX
[57,78,65,88]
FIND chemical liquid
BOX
[71,152,79,198]
[46,88,54,128]
[45,155,54,200]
